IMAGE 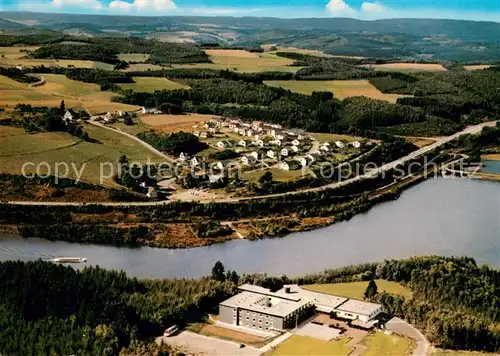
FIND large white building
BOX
[219,284,383,331]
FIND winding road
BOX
[4,121,497,207]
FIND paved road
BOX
[5,121,497,207]
[159,331,260,356]
[386,317,430,356]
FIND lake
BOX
[0,178,499,279]
[482,160,500,174]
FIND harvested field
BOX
[0,46,39,59]
[264,79,410,103]
[481,154,500,161]
[464,65,492,71]
[119,77,190,92]
[117,53,150,62]
[174,49,299,73]
[404,136,436,148]
[0,124,165,186]
[361,63,447,72]
[141,113,212,133]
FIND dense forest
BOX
[29,43,121,64]
[0,260,236,355]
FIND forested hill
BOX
[2,12,500,61]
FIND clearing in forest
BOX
[264,79,409,103]
[119,77,190,92]
[463,65,492,71]
[117,53,150,62]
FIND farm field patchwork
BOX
[174,49,300,73]
[264,79,410,103]
[360,63,447,72]
[303,279,413,299]
[118,77,190,92]
[0,46,39,59]
[0,124,165,186]
[140,113,212,133]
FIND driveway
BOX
[159,331,260,356]
[386,317,430,356]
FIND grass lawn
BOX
[0,124,165,186]
[174,49,300,73]
[266,335,352,356]
[363,332,414,356]
[264,80,409,103]
[119,77,190,92]
[303,280,412,300]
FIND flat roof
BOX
[220,291,310,318]
[239,284,301,302]
[335,299,382,316]
[275,285,347,311]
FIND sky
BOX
[0,0,499,22]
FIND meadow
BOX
[0,124,165,186]
[117,53,150,62]
[174,49,300,73]
[266,45,366,59]
[0,74,140,115]
[118,77,190,92]
[303,280,413,300]
[264,79,410,103]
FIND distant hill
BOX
[1,12,500,61]
[0,18,26,30]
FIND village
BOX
[180,116,366,181]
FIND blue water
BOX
[1,178,499,279]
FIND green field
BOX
[119,77,190,92]
[266,335,352,356]
[264,80,409,103]
[363,332,414,356]
[243,168,310,183]
[0,124,165,186]
[117,53,150,62]
[303,280,413,300]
